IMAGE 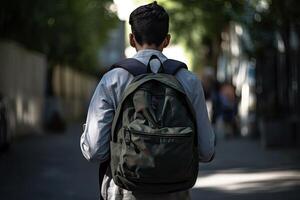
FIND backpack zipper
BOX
[125,127,192,138]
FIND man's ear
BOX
[129,33,136,48]
[162,34,171,48]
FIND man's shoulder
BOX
[102,67,132,80]
[97,67,133,91]
[104,67,132,77]
[176,68,201,84]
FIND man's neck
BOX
[136,44,163,52]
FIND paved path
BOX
[0,125,99,200]
[1,125,300,200]
[191,138,300,200]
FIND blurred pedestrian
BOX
[200,67,222,123]
[215,83,238,139]
[80,2,215,200]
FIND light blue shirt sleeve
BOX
[176,69,215,162]
[80,68,133,162]
[80,77,113,162]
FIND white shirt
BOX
[80,49,215,163]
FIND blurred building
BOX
[99,20,126,69]
[218,21,300,147]
[218,23,256,138]
[256,26,300,147]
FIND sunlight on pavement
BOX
[194,170,300,193]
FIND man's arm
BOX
[176,70,215,162]
[80,68,133,163]
[80,76,114,162]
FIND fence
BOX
[0,40,47,136]
[0,40,98,137]
[52,65,97,122]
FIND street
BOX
[1,125,300,200]
[0,125,99,200]
[191,137,300,200]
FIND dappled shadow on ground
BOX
[192,168,300,200]
[191,138,300,200]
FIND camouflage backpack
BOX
[109,55,199,193]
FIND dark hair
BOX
[129,1,169,46]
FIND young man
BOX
[80,2,215,200]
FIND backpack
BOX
[109,55,199,194]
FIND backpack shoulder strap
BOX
[110,58,188,76]
[163,59,188,75]
[110,58,147,76]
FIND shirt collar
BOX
[132,49,168,66]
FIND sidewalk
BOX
[0,125,299,200]
[0,125,100,200]
[191,138,300,200]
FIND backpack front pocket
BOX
[119,125,196,184]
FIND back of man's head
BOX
[129,1,169,46]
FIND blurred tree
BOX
[161,0,245,70]
[245,0,300,54]
[246,0,300,118]
[0,0,118,74]
[164,0,300,69]
[162,0,300,122]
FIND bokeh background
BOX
[0,0,299,200]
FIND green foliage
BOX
[163,0,300,69]
[162,0,245,68]
[0,0,118,74]
[246,0,300,54]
